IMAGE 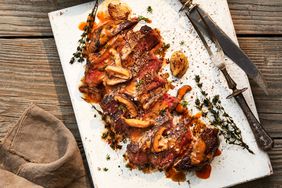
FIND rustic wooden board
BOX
[0,0,90,36]
[228,0,282,35]
[1,0,282,36]
[237,37,282,138]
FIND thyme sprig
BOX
[70,0,99,64]
[194,75,254,154]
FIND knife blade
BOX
[179,1,268,95]
[186,5,274,151]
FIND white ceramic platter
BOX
[49,0,272,187]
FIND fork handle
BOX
[235,94,274,151]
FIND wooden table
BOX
[0,0,281,187]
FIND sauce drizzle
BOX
[215,149,222,157]
[78,22,87,31]
[165,168,186,182]
[196,164,211,179]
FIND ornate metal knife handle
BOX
[221,68,274,151]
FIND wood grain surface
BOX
[0,0,282,36]
[228,0,282,35]
[0,0,281,187]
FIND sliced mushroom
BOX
[123,81,138,97]
[104,77,128,86]
[191,139,206,165]
[105,65,132,80]
[109,48,121,66]
[153,127,168,152]
[142,88,167,110]
[114,95,137,117]
[170,51,189,78]
[177,85,192,100]
[123,118,153,128]
[108,2,131,20]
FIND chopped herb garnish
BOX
[194,75,253,154]
[138,15,150,22]
[103,168,108,172]
[180,41,185,45]
[136,79,144,89]
[102,132,109,139]
[118,105,124,111]
[163,43,170,50]
[195,98,201,108]
[195,75,200,83]
[97,167,101,171]
[159,109,166,116]
[106,154,110,160]
[181,100,188,107]
[147,6,153,13]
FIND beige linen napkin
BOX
[0,104,90,188]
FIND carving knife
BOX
[185,4,273,151]
[179,1,269,95]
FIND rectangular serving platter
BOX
[49,0,272,187]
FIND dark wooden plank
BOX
[0,0,282,36]
[0,38,80,141]
[237,37,282,138]
[0,0,90,37]
[228,0,282,35]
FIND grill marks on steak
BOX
[81,15,219,174]
[127,117,219,171]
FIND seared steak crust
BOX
[80,9,219,175]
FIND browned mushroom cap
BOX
[170,51,189,78]
[123,118,153,128]
[105,65,132,80]
[153,127,169,152]
[104,77,128,86]
[114,95,137,117]
[190,139,206,165]
[108,2,131,20]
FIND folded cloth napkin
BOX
[0,104,90,188]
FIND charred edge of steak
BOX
[89,20,138,53]
[175,128,219,171]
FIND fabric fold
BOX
[0,104,89,188]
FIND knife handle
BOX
[235,94,274,151]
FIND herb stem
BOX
[194,75,253,154]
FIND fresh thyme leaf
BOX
[147,6,153,13]
[212,95,220,105]
[195,75,200,83]
[106,154,110,160]
[163,43,170,50]
[138,15,150,22]
[181,100,188,107]
[103,168,108,172]
[102,132,109,139]
[197,83,203,88]
[195,98,200,106]
[70,1,98,64]
[203,98,211,107]
[180,41,185,45]
[194,75,253,154]
[136,79,144,88]
[201,90,208,96]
